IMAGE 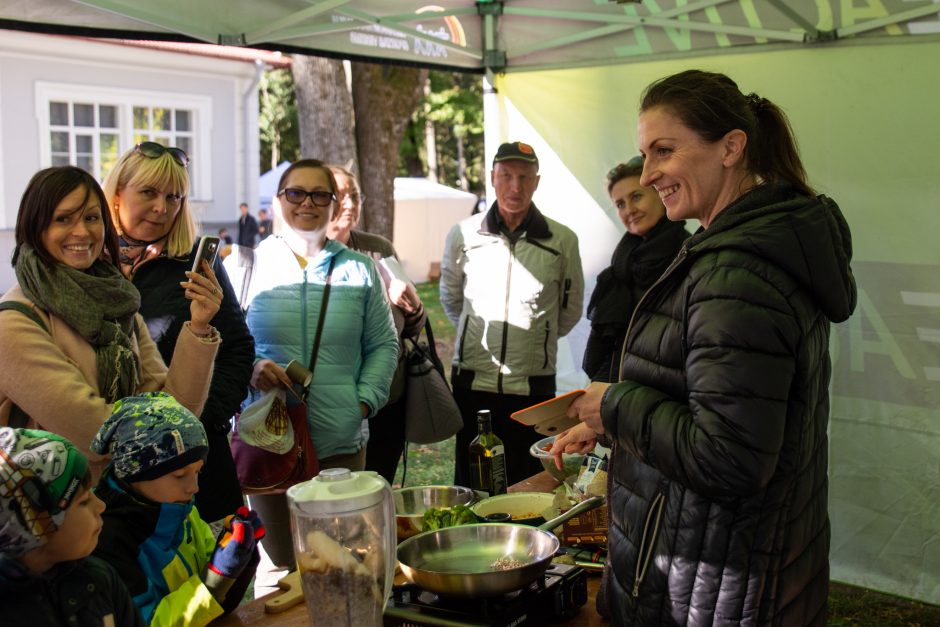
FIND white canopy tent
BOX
[3,0,939,606]
[392,176,478,284]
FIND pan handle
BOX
[537,495,604,532]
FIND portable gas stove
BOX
[383,563,587,627]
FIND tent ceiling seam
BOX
[244,0,351,44]
[512,0,733,59]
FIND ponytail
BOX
[640,70,813,196]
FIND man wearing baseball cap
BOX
[441,141,584,487]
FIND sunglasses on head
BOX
[135,142,189,167]
[278,188,336,207]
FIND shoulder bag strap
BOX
[302,255,337,401]
[0,301,50,334]
[0,301,50,428]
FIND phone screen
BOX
[191,237,220,276]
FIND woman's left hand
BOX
[181,260,222,332]
[568,381,611,435]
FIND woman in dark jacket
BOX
[583,156,688,382]
[555,70,856,625]
[103,144,254,522]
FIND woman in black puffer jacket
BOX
[555,70,856,626]
[583,156,689,383]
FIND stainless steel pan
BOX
[397,495,604,598]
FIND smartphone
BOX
[191,236,220,276]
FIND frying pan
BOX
[397,495,604,598]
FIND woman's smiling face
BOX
[609,175,666,237]
[279,167,334,234]
[637,105,733,228]
[41,184,105,270]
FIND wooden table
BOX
[215,472,607,626]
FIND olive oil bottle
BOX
[468,410,507,497]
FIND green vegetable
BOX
[422,505,477,531]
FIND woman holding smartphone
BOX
[0,165,220,480]
[102,143,254,522]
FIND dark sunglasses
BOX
[278,188,336,207]
[135,141,190,167]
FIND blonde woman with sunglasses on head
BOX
[0,165,220,481]
[100,143,255,523]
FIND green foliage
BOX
[258,69,300,173]
[399,71,485,195]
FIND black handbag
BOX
[403,319,462,444]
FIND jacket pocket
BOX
[633,491,666,598]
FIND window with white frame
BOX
[37,83,211,199]
[132,106,195,163]
[48,101,122,181]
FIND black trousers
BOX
[452,386,551,489]
[365,397,406,485]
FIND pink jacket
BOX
[0,285,219,474]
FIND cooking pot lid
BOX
[287,468,389,514]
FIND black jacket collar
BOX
[479,201,553,240]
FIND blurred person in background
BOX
[327,165,426,484]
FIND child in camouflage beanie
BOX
[0,427,145,626]
[91,392,264,626]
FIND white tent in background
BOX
[393,177,478,284]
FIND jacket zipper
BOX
[542,321,550,369]
[633,492,666,598]
[618,247,689,381]
[497,240,515,394]
[301,268,309,357]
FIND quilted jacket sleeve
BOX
[356,259,400,417]
[601,257,802,499]
[439,223,465,329]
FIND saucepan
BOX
[397,495,604,598]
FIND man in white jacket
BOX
[441,141,584,487]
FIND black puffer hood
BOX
[685,183,857,323]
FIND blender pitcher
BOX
[287,468,396,626]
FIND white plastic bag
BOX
[236,389,295,454]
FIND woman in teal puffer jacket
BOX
[224,159,398,572]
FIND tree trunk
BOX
[292,55,358,172]
[351,62,428,239]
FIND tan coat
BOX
[0,285,219,473]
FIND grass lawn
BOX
[392,281,939,625]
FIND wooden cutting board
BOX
[264,570,303,614]
[265,563,405,613]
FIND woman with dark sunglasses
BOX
[223,159,398,587]
[0,166,221,482]
[101,144,255,523]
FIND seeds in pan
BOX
[490,557,526,571]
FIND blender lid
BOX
[287,468,389,514]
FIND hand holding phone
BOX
[191,236,220,276]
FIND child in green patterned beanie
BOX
[90,392,264,626]
[0,427,145,626]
